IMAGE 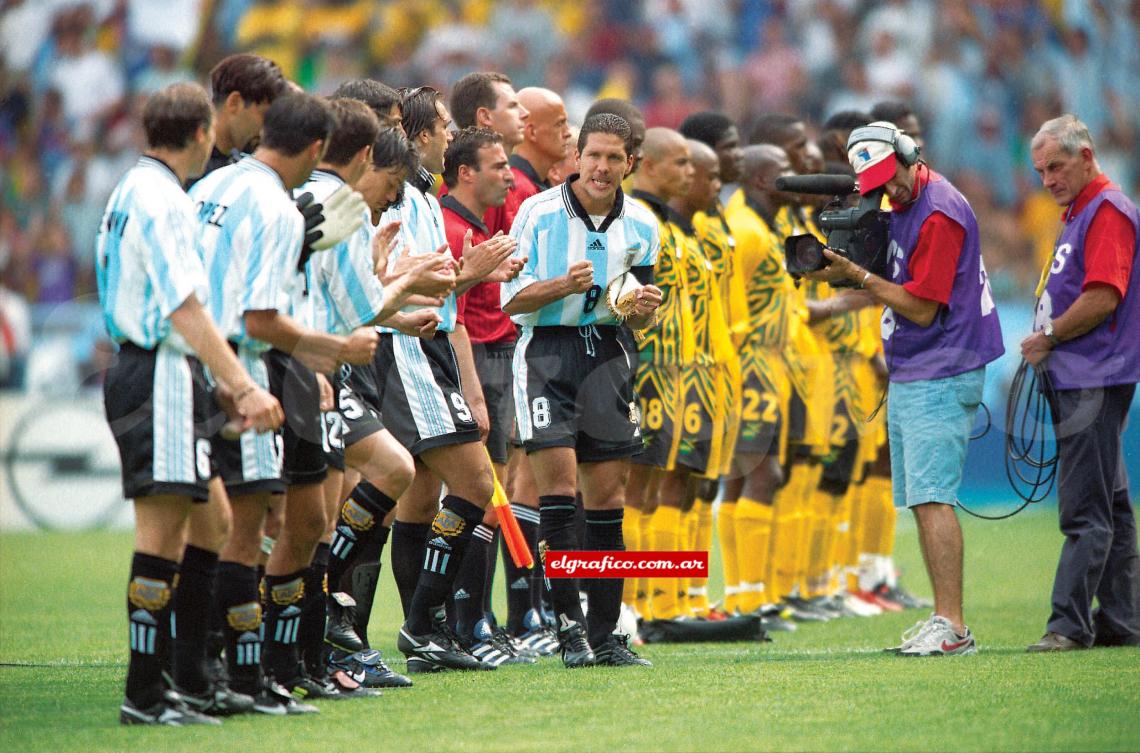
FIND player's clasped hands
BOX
[565,260,595,293]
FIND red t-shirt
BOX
[440,194,517,343]
[1064,173,1136,299]
[891,166,965,305]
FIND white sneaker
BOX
[893,615,977,656]
[843,592,883,617]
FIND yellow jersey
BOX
[725,196,797,350]
[630,191,694,367]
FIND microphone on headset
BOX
[774,174,857,196]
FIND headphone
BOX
[847,123,921,167]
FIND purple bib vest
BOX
[1035,187,1140,389]
[882,172,1005,382]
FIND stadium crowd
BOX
[2,0,1139,389]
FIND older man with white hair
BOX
[1022,114,1140,652]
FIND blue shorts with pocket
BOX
[887,367,985,508]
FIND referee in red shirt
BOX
[1022,115,1139,652]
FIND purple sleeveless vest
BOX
[1036,187,1140,389]
[881,171,1005,382]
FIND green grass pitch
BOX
[1,509,1137,752]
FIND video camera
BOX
[778,174,890,287]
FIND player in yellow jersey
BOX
[626,128,696,626]
[722,145,800,630]
[669,140,737,620]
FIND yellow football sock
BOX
[769,463,803,602]
[676,508,695,617]
[622,506,642,606]
[734,497,773,613]
[861,475,893,556]
[806,489,836,597]
[690,498,714,616]
[830,483,856,593]
[717,500,740,613]
[795,463,824,595]
[636,508,653,618]
[648,506,682,619]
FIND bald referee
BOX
[503,113,662,668]
[98,82,282,725]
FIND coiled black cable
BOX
[958,359,1058,520]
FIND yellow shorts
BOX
[736,345,790,465]
[632,363,683,471]
[783,323,834,456]
[676,364,724,477]
[718,357,742,477]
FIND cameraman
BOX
[807,121,1004,656]
[1021,115,1138,652]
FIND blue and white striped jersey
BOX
[300,170,387,335]
[501,181,659,327]
[95,156,209,355]
[377,180,456,333]
[189,156,304,353]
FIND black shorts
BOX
[103,343,213,501]
[821,401,860,492]
[210,345,285,496]
[374,331,480,456]
[514,325,642,463]
[473,340,516,465]
[264,348,328,486]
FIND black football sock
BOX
[406,496,485,635]
[454,523,495,641]
[585,508,625,646]
[539,495,586,628]
[346,525,389,648]
[505,503,540,635]
[262,570,306,683]
[299,543,329,677]
[216,561,263,695]
[483,527,499,625]
[328,482,397,587]
[125,552,178,708]
[171,544,217,694]
[391,521,430,619]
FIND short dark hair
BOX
[332,78,401,121]
[748,113,801,145]
[323,98,380,166]
[371,128,417,174]
[679,111,736,148]
[400,86,443,142]
[449,71,512,130]
[585,98,644,130]
[577,113,632,156]
[209,53,287,106]
[823,110,871,132]
[259,94,338,157]
[442,127,503,188]
[143,82,213,150]
[870,100,915,124]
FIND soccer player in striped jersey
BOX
[301,104,456,690]
[371,87,506,673]
[98,82,283,725]
[502,113,662,668]
[189,93,375,711]
[178,53,287,706]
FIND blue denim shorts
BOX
[887,367,986,508]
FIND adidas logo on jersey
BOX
[427,536,452,551]
[510,577,529,591]
[454,588,470,599]
[588,238,605,251]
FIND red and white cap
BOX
[847,121,901,195]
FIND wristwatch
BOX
[1043,320,1060,345]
